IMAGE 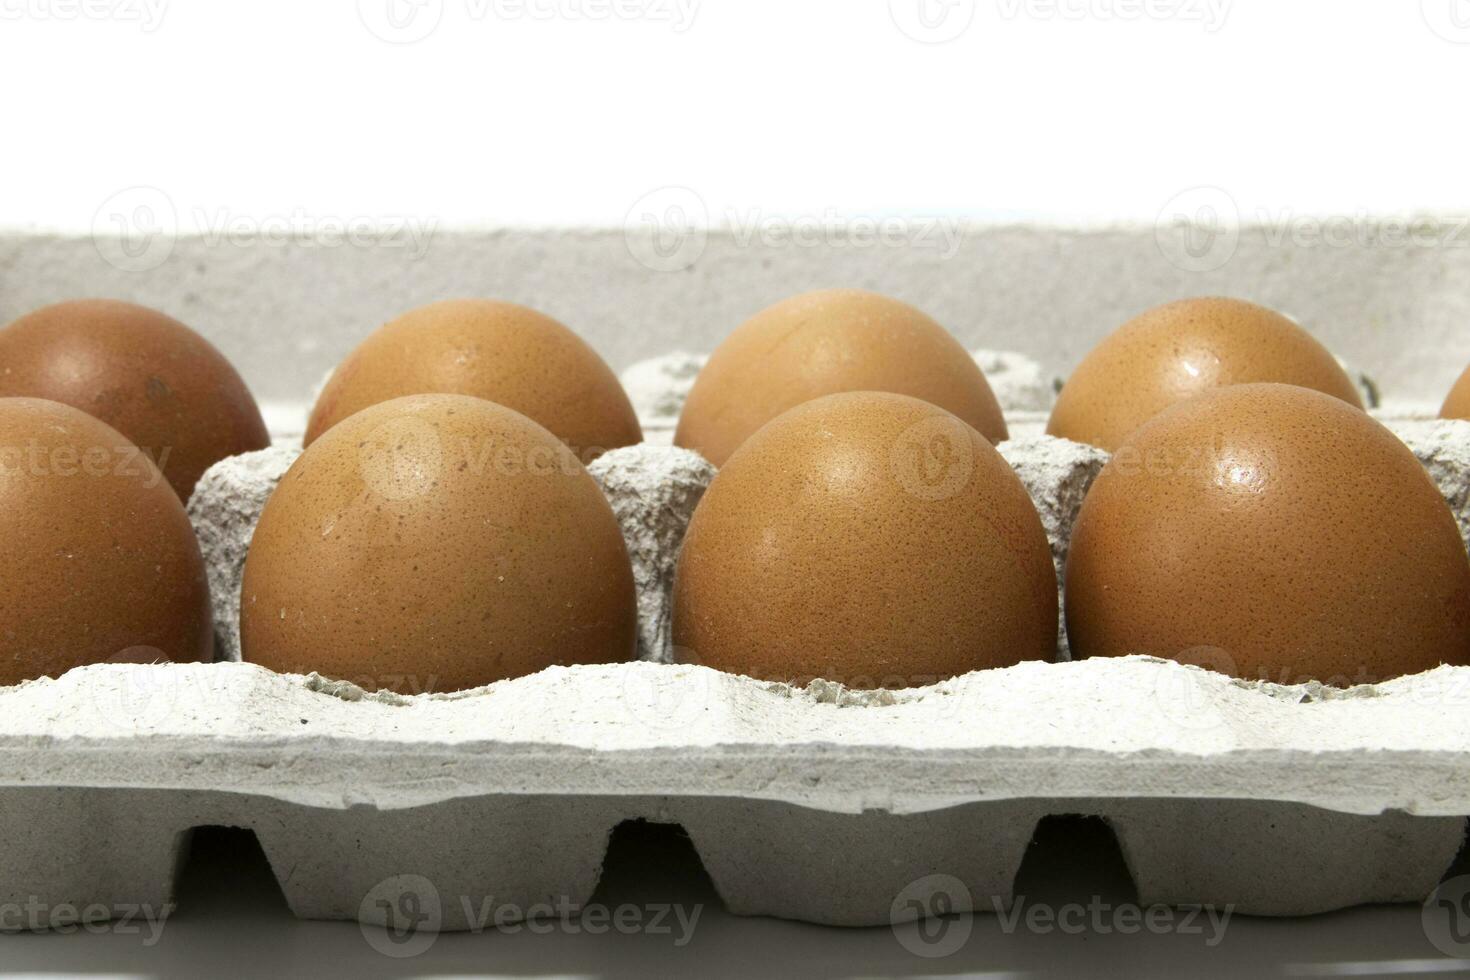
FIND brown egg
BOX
[675,289,1007,467]
[306,299,641,461]
[242,394,636,693]
[0,397,212,684]
[1065,383,1470,684]
[672,392,1056,686]
[1440,364,1470,420]
[1047,297,1362,452]
[0,299,271,501]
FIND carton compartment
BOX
[1,788,1461,931]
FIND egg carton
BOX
[7,219,1470,934]
[7,222,1468,407]
[2,658,1469,932]
[6,374,1470,932]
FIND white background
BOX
[1,0,1468,231]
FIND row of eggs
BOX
[1,292,1469,692]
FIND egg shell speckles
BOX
[672,391,1056,686]
[1065,383,1470,685]
[306,299,642,459]
[0,299,270,500]
[0,397,213,683]
[674,289,1007,467]
[1047,297,1363,452]
[241,394,637,693]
